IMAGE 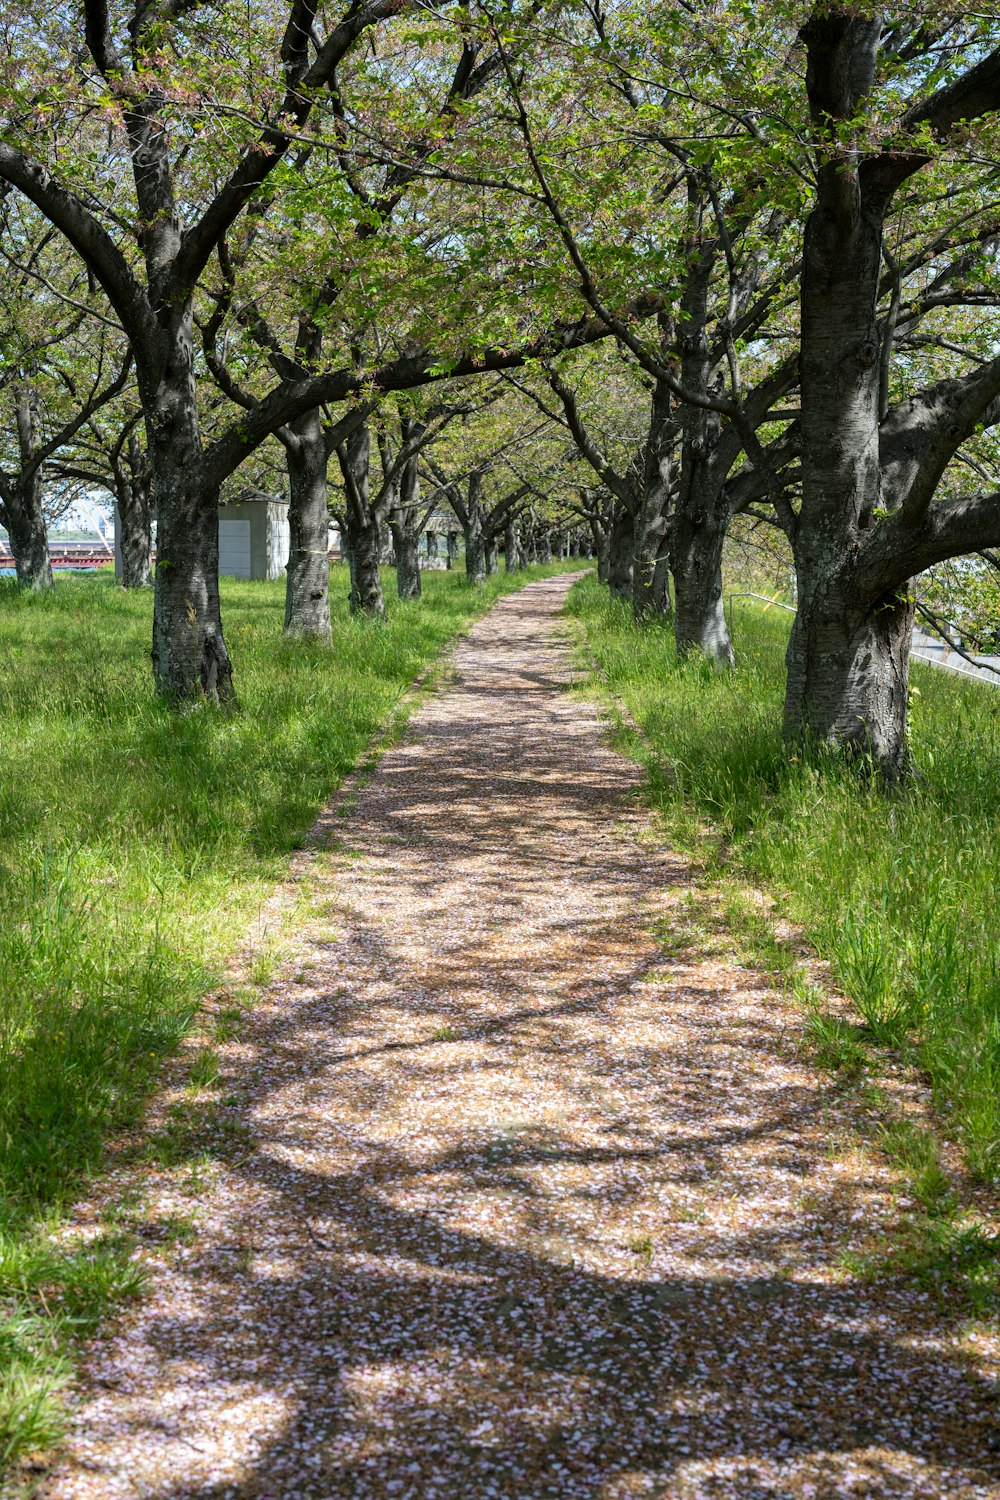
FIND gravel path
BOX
[45,575,1000,1499]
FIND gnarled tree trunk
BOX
[151,469,232,703]
[589,517,610,583]
[633,377,676,622]
[652,555,671,615]
[464,515,486,584]
[2,476,52,590]
[3,389,53,590]
[670,244,734,665]
[147,319,234,704]
[116,432,154,589]
[390,512,422,600]
[784,578,913,778]
[504,515,524,573]
[670,493,732,665]
[632,509,671,621]
[607,505,634,600]
[788,13,905,776]
[337,424,385,618]
[282,409,332,642]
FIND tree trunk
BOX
[338,424,385,618]
[634,374,676,621]
[784,582,913,780]
[632,505,671,621]
[652,554,671,615]
[670,242,734,664]
[116,435,154,590]
[504,515,523,573]
[338,522,353,583]
[484,537,498,576]
[148,421,231,699]
[151,471,232,704]
[282,410,332,642]
[465,516,486,584]
[5,389,53,589]
[447,531,458,570]
[537,530,553,564]
[607,506,634,600]
[3,475,53,590]
[346,513,384,614]
[787,15,904,775]
[390,514,422,600]
[670,492,732,665]
[141,305,235,704]
[589,518,610,583]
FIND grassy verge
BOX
[0,561,571,1478]
[568,575,1000,1301]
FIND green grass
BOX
[0,560,571,1478]
[568,575,1000,1187]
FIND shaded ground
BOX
[43,576,1000,1498]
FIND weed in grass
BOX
[628,1235,654,1261]
[0,1227,146,1472]
[141,1213,199,1249]
[187,1049,221,1092]
[671,1201,707,1224]
[878,1117,956,1217]
[845,1214,1000,1315]
[212,1006,245,1043]
[431,1025,457,1042]
[804,1007,870,1082]
[0,1348,69,1474]
[247,945,279,986]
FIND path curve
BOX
[47,576,1000,1499]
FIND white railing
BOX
[727,594,1000,692]
[725,591,795,637]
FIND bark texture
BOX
[504,516,524,573]
[283,410,332,642]
[2,480,52,589]
[607,506,634,600]
[115,432,154,590]
[338,424,385,618]
[788,15,905,774]
[389,428,426,600]
[147,309,235,703]
[1,388,53,589]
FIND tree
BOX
[445,2,804,659]
[423,397,567,582]
[787,10,1000,777]
[0,0,422,692]
[0,199,131,586]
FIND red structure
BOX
[0,540,116,571]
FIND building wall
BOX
[218,500,290,581]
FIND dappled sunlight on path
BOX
[47,578,1000,1499]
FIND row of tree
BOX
[1,1,1000,778]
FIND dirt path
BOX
[47,576,999,1499]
